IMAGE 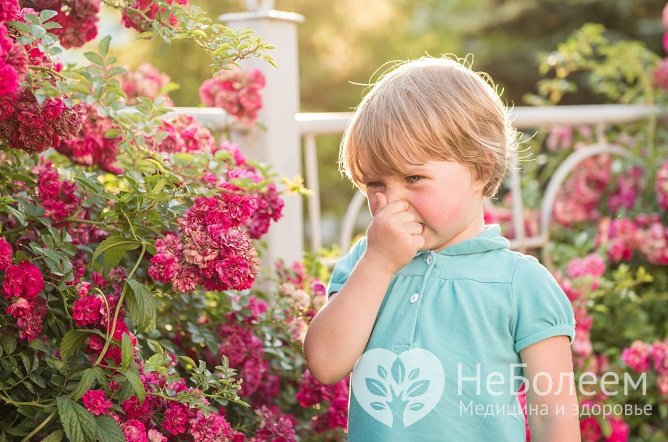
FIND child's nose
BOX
[386,188,416,212]
[385,186,406,205]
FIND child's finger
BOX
[381,198,413,214]
[411,234,426,250]
[407,221,423,235]
[374,192,388,215]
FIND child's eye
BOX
[365,181,384,188]
[406,175,423,183]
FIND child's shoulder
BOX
[503,249,553,279]
[470,247,555,287]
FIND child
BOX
[303,56,580,441]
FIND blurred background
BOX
[100,0,666,246]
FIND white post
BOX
[220,5,305,267]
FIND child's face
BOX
[363,159,486,252]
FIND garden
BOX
[0,0,667,441]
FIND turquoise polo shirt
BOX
[327,225,575,441]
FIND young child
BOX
[303,56,580,441]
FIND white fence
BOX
[173,5,661,266]
[179,103,656,266]
[296,106,652,255]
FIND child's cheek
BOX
[417,196,453,225]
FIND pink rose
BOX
[2,261,44,299]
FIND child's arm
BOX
[303,194,424,384]
[520,336,581,442]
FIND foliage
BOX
[488,16,668,442]
[0,0,345,441]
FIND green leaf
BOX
[72,368,98,400]
[95,416,124,442]
[30,24,46,38]
[91,235,140,271]
[152,177,167,194]
[31,245,61,262]
[104,128,121,139]
[30,373,46,388]
[2,336,17,355]
[39,10,58,22]
[107,66,126,77]
[9,21,31,34]
[98,35,111,57]
[83,51,104,66]
[125,279,156,333]
[29,337,50,352]
[73,176,106,196]
[19,353,32,374]
[56,396,97,442]
[145,353,166,372]
[0,203,27,226]
[60,330,90,361]
[120,369,145,403]
[179,355,197,368]
[23,13,39,25]
[42,430,64,442]
[42,22,62,30]
[121,334,134,370]
[2,356,22,379]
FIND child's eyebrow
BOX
[403,164,428,173]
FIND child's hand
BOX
[365,192,425,274]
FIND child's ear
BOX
[473,177,488,195]
[469,167,488,194]
[476,151,497,196]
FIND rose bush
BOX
[0,0,350,440]
[487,11,668,441]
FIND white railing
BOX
[174,102,658,263]
[296,104,658,255]
[170,6,663,264]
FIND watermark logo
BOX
[351,348,444,428]
[459,401,653,418]
[457,363,647,397]
[352,358,652,424]
[457,363,652,418]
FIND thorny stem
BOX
[0,393,50,408]
[28,64,66,80]
[0,225,30,236]
[123,211,138,241]
[92,244,145,368]
[21,410,56,442]
[62,217,107,226]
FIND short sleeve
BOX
[511,255,575,353]
[327,237,367,297]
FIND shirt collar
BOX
[420,224,509,257]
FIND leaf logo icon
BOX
[351,348,445,428]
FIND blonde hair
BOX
[339,56,517,197]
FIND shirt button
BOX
[426,254,434,265]
[409,293,419,304]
